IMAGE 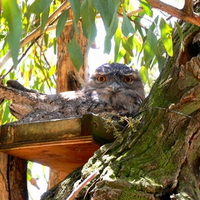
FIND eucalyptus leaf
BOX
[104,0,120,53]
[160,18,173,56]
[122,9,134,37]
[68,0,81,24]
[92,0,110,30]
[114,25,122,62]
[175,22,184,51]
[56,10,69,38]
[139,0,152,17]
[29,0,53,15]
[68,38,84,71]
[81,0,97,50]
[40,6,50,33]
[2,0,22,66]
[143,29,157,66]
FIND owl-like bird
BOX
[0,63,145,123]
[84,63,145,116]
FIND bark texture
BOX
[49,6,88,189]
[0,153,28,200]
[56,15,88,92]
[41,19,200,200]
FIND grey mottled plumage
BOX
[0,63,145,123]
[84,63,145,115]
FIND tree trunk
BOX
[41,19,200,200]
[56,19,88,92]
[0,153,28,200]
[48,9,88,189]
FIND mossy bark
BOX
[41,21,200,200]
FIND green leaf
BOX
[81,0,97,50]
[68,38,83,71]
[122,36,134,57]
[160,18,173,56]
[143,29,157,66]
[68,0,81,24]
[29,0,53,15]
[175,22,184,51]
[27,169,32,181]
[155,39,166,71]
[139,0,152,17]
[2,0,22,66]
[92,0,111,30]
[40,6,50,33]
[122,9,134,37]
[56,10,69,38]
[140,66,149,85]
[114,25,122,62]
[104,0,120,53]
[44,33,49,47]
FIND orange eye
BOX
[97,75,106,82]
[123,76,133,83]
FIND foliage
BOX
[0,0,175,92]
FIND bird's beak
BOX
[106,82,122,93]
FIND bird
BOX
[0,63,145,124]
[84,63,145,116]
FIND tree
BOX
[41,19,200,200]
[0,0,200,199]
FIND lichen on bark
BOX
[41,19,200,200]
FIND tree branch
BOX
[66,171,99,200]
[148,0,200,27]
[183,0,193,15]
[0,1,71,69]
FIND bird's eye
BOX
[123,76,133,83]
[96,75,106,82]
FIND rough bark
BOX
[49,6,88,190]
[56,13,88,92]
[41,20,200,200]
[0,153,28,200]
[0,153,9,200]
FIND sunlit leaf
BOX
[2,0,22,66]
[68,0,81,24]
[122,36,134,57]
[143,29,157,66]
[160,18,173,56]
[139,0,152,17]
[81,0,97,50]
[27,168,32,181]
[155,39,166,71]
[114,25,122,62]
[2,102,10,124]
[29,0,53,15]
[140,65,149,85]
[68,38,84,71]
[56,10,69,38]
[122,9,134,37]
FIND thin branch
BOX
[0,1,71,69]
[66,171,99,200]
[148,0,200,27]
[2,36,40,79]
[127,7,144,17]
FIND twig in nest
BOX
[66,171,99,200]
